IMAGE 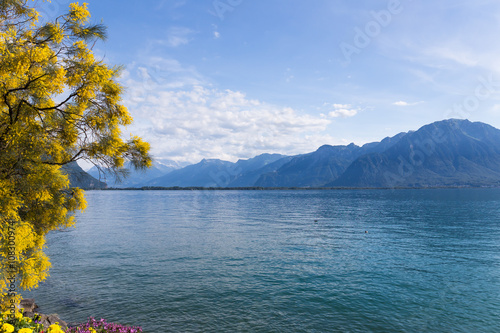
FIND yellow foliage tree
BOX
[0,1,151,312]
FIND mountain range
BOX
[74,119,500,189]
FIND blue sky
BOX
[37,0,500,164]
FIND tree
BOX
[0,1,151,312]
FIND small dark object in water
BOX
[60,298,81,308]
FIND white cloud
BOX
[393,101,424,107]
[332,104,349,108]
[211,24,220,39]
[327,104,359,118]
[121,62,337,163]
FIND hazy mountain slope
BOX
[87,161,179,188]
[147,154,289,187]
[228,155,294,187]
[62,161,107,189]
[360,132,407,154]
[147,159,235,187]
[254,144,362,187]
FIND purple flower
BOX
[66,318,143,333]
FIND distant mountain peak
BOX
[316,143,359,152]
[330,118,500,188]
[199,158,229,165]
[442,118,471,124]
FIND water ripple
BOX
[25,189,500,332]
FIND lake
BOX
[25,189,500,332]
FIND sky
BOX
[35,0,500,165]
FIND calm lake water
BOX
[25,189,500,332]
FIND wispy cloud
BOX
[284,68,294,83]
[122,57,204,100]
[165,27,194,47]
[156,0,187,10]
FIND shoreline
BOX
[87,185,500,191]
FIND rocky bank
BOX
[20,299,69,330]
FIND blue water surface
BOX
[25,189,500,332]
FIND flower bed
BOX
[1,310,44,333]
[0,311,142,333]
[66,318,142,333]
